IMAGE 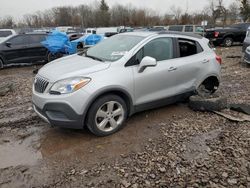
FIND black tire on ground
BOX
[47,52,63,62]
[0,57,4,69]
[189,95,227,112]
[86,95,128,137]
[223,37,233,47]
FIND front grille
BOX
[34,76,49,93]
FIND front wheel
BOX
[86,95,127,136]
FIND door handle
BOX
[168,67,177,72]
[202,59,209,64]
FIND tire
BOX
[0,58,3,69]
[47,52,63,62]
[223,37,233,47]
[86,95,128,136]
[189,95,227,112]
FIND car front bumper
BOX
[32,88,91,129]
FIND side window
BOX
[178,38,203,57]
[185,26,193,32]
[195,26,204,32]
[29,35,46,44]
[0,31,12,37]
[168,26,183,32]
[144,38,173,61]
[8,36,29,45]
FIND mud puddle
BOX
[0,103,191,169]
[0,127,43,169]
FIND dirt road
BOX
[0,46,249,187]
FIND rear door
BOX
[24,34,47,62]
[172,38,207,93]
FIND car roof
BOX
[120,31,203,39]
[119,31,156,37]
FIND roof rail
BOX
[158,31,203,39]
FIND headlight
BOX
[50,77,91,94]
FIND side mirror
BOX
[138,56,157,73]
[5,42,11,47]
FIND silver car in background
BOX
[243,26,250,52]
[32,31,221,136]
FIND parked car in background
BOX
[67,33,84,41]
[242,27,250,52]
[0,29,16,42]
[0,33,48,69]
[205,23,250,47]
[32,31,221,136]
[167,25,204,35]
[148,26,166,32]
[243,46,250,64]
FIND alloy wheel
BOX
[95,101,125,132]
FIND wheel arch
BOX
[83,88,134,126]
[223,34,235,41]
[197,75,220,92]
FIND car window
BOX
[8,35,30,45]
[178,38,203,57]
[195,26,204,32]
[144,38,173,61]
[0,31,12,37]
[29,35,46,43]
[185,26,193,32]
[168,25,183,32]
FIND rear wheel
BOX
[223,37,233,47]
[86,95,127,136]
[47,52,63,62]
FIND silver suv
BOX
[32,32,221,136]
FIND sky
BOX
[0,0,234,19]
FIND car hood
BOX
[38,54,110,82]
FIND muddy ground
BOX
[0,46,249,188]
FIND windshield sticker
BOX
[111,51,128,56]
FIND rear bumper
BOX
[33,103,84,129]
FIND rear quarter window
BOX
[185,26,193,32]
[169,26,183,32]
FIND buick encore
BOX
[32,32,221,136]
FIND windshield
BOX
[86,35,145,62]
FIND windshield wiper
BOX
[85,53,104,62]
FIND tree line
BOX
[0,0,249,29]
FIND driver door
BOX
[3,35,30,64]
[131,37,180,107]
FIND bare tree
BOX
[228,2,240,24]
[170,5,182,24]
[238,0,250,22]
[0,16,14,28]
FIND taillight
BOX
[214,31,220,38]
[216,55,222,64]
